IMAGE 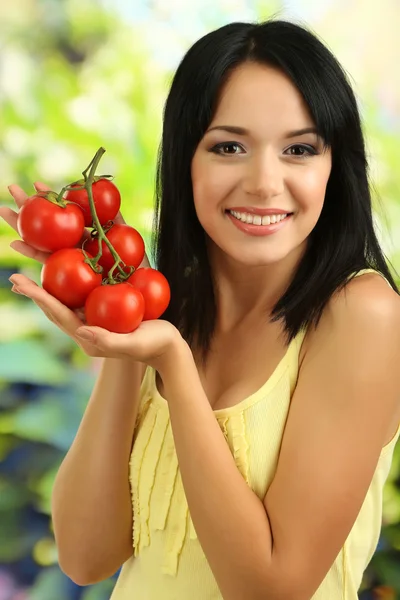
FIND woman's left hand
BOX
[9,273,189,373]
[77,319,187,373]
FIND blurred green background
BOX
[0,0,399,598]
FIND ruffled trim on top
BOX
[129,392,194,576]
[129,373,252,576]
[221,411,250,485]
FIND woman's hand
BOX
[1,180,150,323]
[9,273,186,370]
[2,180,182,369]
[0,182,150,266]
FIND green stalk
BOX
[65,147,130,284]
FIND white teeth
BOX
[229,210,288,226]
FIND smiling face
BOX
[191,61,332,269]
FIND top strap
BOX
[351,268,393,290]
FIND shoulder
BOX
[303,271,400,362]
[298,270,400,448]
[262,273,400,596]
[333,271,400,320]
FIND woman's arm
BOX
[161,274,400,600]
[51,357,146,586]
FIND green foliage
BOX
[0,1,399,599]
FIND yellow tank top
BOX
[110,268,400,600]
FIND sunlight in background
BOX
[0,2,399,598]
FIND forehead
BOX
[211,62,314,135]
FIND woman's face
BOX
[191,62,332,268]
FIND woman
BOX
[2,18,400,600]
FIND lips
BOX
[226,210,292,237]
[226,207,292,216]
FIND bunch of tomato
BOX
[17,153,170,334]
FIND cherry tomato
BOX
[85,224,145,276]
[127,268,170,321]
[64,178,121,227]
[17,195,85,253]
[85,283,145,333]
[41,248,102,309]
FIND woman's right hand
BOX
[0,181,150,356]
[0,181,131,263]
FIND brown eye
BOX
[211,142,245,155]
[285,144,317,158]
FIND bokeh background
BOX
[0,0,399,598]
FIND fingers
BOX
[9,240,50,264]
[139,253,151,269]
[113,211,126,225]
[9,274,83,331]
[6,182,52,210]
[33,181,52,192]
[9,274,40,290]
[0,206,18,232]
[76,326,133,355]
[7,184,28,209]
[74,307,87,322]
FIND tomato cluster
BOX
[17,160,170,334]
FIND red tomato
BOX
[85,224,145,276]
[127,268,170,321]
[85,283,145,333]
[17,195,85,253]
[41,248,102,309]
[64,178,121,227]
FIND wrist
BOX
[156,333,193,383]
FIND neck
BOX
[210,244,306,334]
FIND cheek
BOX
[191,168,223,235]
[291,166,330,211]
[191,154,235,210]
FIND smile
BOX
[228,210,289,226]
[226,210,293,237]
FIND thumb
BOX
[76,326,106,343]
[76,326,133,353]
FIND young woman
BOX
[2,18,400,600]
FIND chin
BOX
[221,246,291,268]
[237,254,287,268]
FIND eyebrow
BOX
[205,125,319,139]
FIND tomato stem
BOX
[81,147,130,284]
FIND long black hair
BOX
[153,18,399,357]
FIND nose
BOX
[242,150,284,199]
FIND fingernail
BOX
[11,285,25,296]
[77,328,95,341]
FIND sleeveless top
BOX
[110,268,400,600]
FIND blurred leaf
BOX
[0,340,68,384]
[0,0,399,598]
[0,393,82,449]
[0,478,32,511]
[81,579,117,600]
[372,554,400,593]
[28,566,70,600]
[33,462,62,514]
[0,512,38,562]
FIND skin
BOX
[1,62,400,598]
[191,62,332,332]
